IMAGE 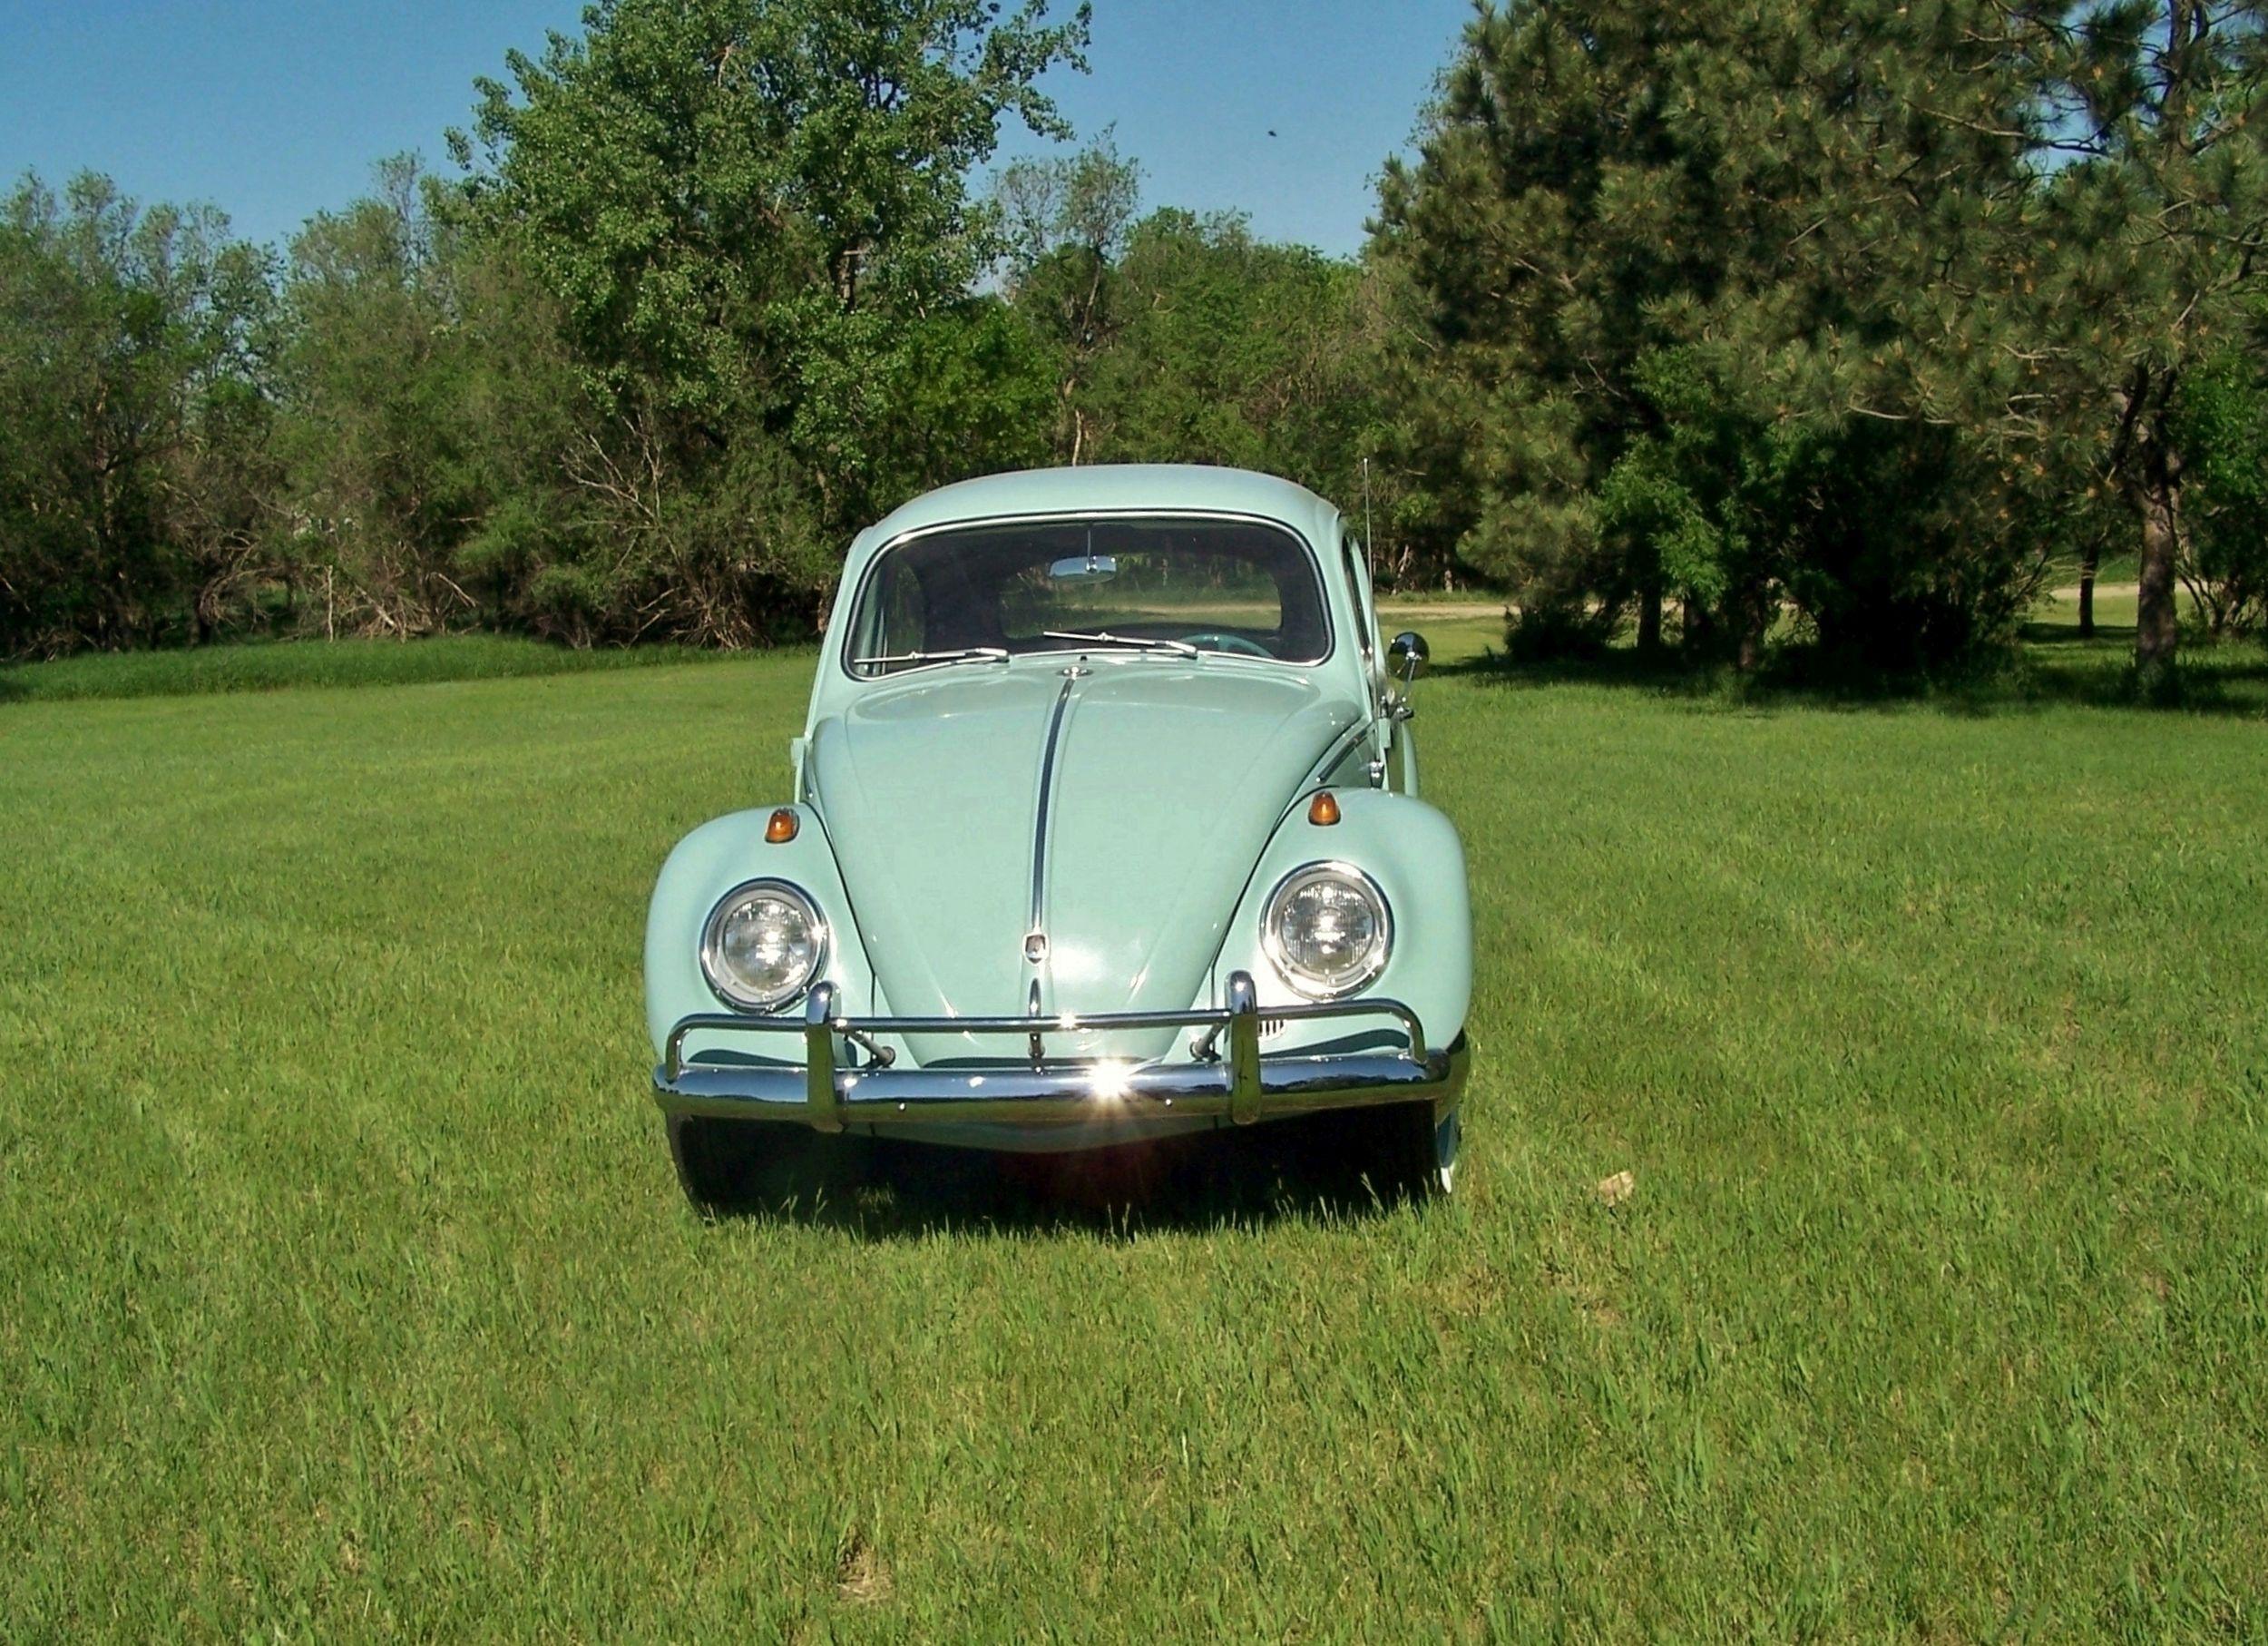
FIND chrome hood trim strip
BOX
[1027,668,1083,946]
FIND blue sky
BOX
[0,0,1474,257]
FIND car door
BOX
[1340,529,1417,796]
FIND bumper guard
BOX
[653,970,1466,1132]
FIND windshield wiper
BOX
[1041,629,1199,657]
[850,646,1009,671]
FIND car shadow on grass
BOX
[692,1113,1422,1239]
[1435,626,2268,717]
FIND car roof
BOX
[849,465,1342,573]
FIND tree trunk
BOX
[1734,584,1770,673]
[2077,545,2097,639]
[2115,367,2184,697]
[1636,583,1663,652]
[2131,445,2182,697]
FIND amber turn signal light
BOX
[1307,790,1341,827]
[765,808,799,844]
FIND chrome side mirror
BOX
[1388,630,1430,684]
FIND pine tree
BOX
[2026,0,2268,693]
[1376,0,2062,671]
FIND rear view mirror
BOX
[1048,554,1118,584]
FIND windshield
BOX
[844,515,1330,678]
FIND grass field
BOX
[0,634,722,705]
[3,614,2264,1638]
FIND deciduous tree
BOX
[0,173,275,656]
[451,0,1090,642]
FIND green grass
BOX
[3,632,2264,1638]
[1377,583,1512,608]
[0,634,728,704]
[2042,551,2140,588]
[2032,580,2141,634]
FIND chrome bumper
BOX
[652,971,1467,1132]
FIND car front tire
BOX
[1371,1101,1460,1202]
[665,1115,850,1217]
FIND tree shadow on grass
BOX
[1436,627,2268,718]
[691,1112,1422,1239]
[2019,620,2138,647]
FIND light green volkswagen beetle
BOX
[646,465,1471,1208]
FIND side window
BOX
[1341,531,1376,671]
[877,565,926,657]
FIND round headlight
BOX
[700,880,826,1012]
[1261,862,1391,998]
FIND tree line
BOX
[2,0,2262,691]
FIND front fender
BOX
[1215,789,1471,1056]
[643,805,872,1061]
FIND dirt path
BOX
[1374,585,2140,624]
[1374,600,1508,619]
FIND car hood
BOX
[809,659,1358,1054]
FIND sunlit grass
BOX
[1,632,2263,1636]
[0,633,730,703]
